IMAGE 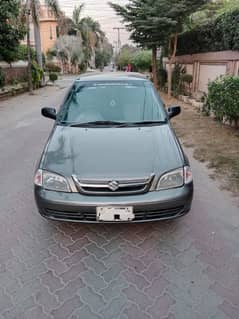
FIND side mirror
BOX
[168,106,181,119]
[41,107,56,120]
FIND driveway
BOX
[0,76,239,319]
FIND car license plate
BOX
[96,206,134,222]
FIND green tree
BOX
[71,4,86,37]
[48,3,111,71]
[0,0,25,63]
[69,5,107,68]
[115,46,151,72]
[132,50,152,72]
[54,35,85,73]
[95,38,113,70]
[69,5,90,65]
[115,46,135,70]
[217,0,239,14]
[16,44,36,61]
[110,0,206,95]
[58,12,75,36]
[177,9,239,55]
[163,0,207,97]
[81,17,105,68]
[185,1,222,30]
[185,0,239,31]
[109,0,170,88]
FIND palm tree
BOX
[22,0,60,70]
[71,4,85,37]
[58,14,74,36]
[71,5,105,68]
[80,17,105,68]
[71,5,91,65]
[54,35,84,73]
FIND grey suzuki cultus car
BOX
[34,73,193,222]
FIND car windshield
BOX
[58,80,166,125]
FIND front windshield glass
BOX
[58,81,166,124]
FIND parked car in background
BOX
[34,72,193,223]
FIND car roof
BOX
[75,72,149,82]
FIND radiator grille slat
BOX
[72,175,154,196]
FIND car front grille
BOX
[45,209,96,221]
[134,206,184,221]
[45,206,185,222]
[72,175,154,196]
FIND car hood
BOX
[42,125,183,179]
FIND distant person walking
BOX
[126,63,132,72]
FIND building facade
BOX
[22,5,58,54]
[39,5,58,54]
[164,50,239,95]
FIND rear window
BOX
[58,81,166,123]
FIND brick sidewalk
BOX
[1,208,239,319]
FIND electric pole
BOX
[113,27,124,53]
[113,41,118,55]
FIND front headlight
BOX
[156,166,192,190]
[34,169,71,192]
[157,168,184,190]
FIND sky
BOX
[57,0,131,46]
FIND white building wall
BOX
[198,64,227,93]
[164,51,239,94]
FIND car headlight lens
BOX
[157,168,184,190]
[34,169,71,192]
[157,166,192,190]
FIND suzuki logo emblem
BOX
[108,181,119,191]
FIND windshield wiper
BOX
[63,120,167,127]
[69,120,125,127]
[121,120,167,127]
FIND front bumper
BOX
[34,183,193,223]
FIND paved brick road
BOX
[0,77,239,319]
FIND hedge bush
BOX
[31,61,43,89]
[45,62,61,73]
[49,72,58,83]
[207,76,239,126]
[177,9,239,55]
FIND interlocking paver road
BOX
[0,76,239,319]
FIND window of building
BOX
[48,9,53,18]
[50,26,53,40]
